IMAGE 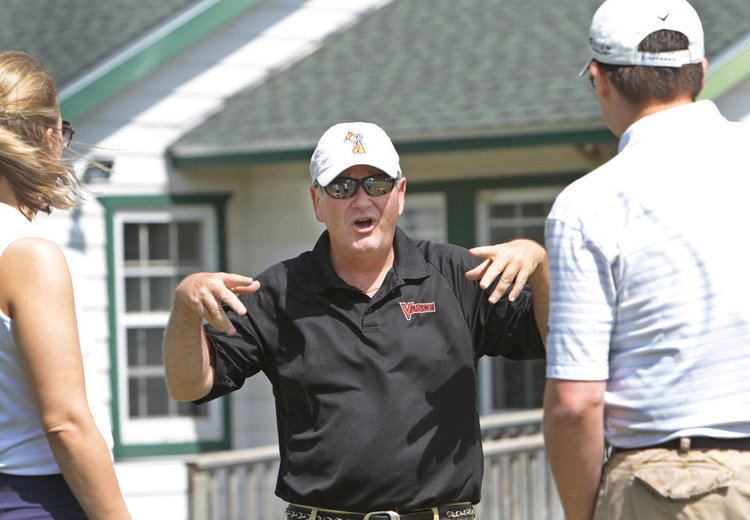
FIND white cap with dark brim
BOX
[310,122,401,187]
[580,0,704,76]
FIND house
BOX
[2,0,749,517]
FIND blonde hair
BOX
[0,51,84,218]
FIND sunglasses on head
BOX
[60,120,75,149]
[321,173,398,199]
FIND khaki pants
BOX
[593,448,750,519]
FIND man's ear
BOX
[590,61,610,99]
[310,186,324,223]
[700,58,709,91]
[397,177,406,216]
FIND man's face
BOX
[310,164,406,259]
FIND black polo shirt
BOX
[198,227,544,512]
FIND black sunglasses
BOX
[60,120,75,149]
[322,173,398,199]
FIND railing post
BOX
[188,462,213,520]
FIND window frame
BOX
[407,173,582,414]
[99,194,232,458]
[399,191,448,242]
[475,185,564,414]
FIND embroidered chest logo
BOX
[344,131,366,154]
[399,301,437,321]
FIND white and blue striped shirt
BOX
[545,100,750,448]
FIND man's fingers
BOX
[201,300,237,336]
[232,279,261,295]
[219,288,247,316]
[469,246,495,259]
[479,258,506,290]
[488,263,520,303]
[507,268,530,302]
[223,273,257,290]
[465,258,491,280]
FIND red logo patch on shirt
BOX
[399,301,436,321]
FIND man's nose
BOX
[351,185,373,208]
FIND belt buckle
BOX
[363,512,400,520]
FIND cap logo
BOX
[344,131,366,154]
[658,12,670,22]
[399,301,436,321]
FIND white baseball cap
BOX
[310,122,401,187]
[581,0,704,75]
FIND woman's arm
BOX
[3,238,130,519]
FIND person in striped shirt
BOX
[543,0,750,519]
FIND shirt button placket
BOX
[363,305,378,331]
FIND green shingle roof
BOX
[171,0,750,160]
[0,0,198,87]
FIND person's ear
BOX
[589,61,610,98]
[397,177,406,216]
[700,58,709,90]
[310,185,324,223]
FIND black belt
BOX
[612,436,750,455]
[285,503,476,520]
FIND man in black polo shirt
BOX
[163,122,549,520]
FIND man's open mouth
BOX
[353,217,375,231]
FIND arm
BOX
[5,239,130,519]
[466,239,549,342]
[163,272,259,402]
[544,379,606,520]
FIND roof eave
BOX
[59,0,263,122]
[169,124,615,170]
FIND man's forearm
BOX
[163,297,214,401]
[544,380,605,520]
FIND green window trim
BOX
[99,193,232,458]
[406,171,585,248]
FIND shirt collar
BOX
[308,227,430,294]
[618,100,722,153]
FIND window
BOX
[400,192,447,242]
[101,195,231,456]
[476,187,562,413]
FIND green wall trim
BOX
[116,441,229,458]
[407,171,584,247]
[60,0,263,121]
[98,192,232,459]
[699,41,750,101]
[169,127,615,170]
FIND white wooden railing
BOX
[187,409,562,520]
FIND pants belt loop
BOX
[679,437,691,454]
[307,507,318,520]
[431,507,439,520]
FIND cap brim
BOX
[316,159,400,187]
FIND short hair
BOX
[0,51,83,217]
[597,30,704,105]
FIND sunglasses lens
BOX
[61,121,74,149]
[323,174,395,199]
[325,178,357,199]
[363,175,395,196]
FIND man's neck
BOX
[614,96,694,137]
[330,245,395,297]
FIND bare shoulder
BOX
[1,237,70,291]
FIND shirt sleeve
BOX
[474,284,546,360]
[425,241,545,361]
[193,302,266,404]
[545,217,615,381]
